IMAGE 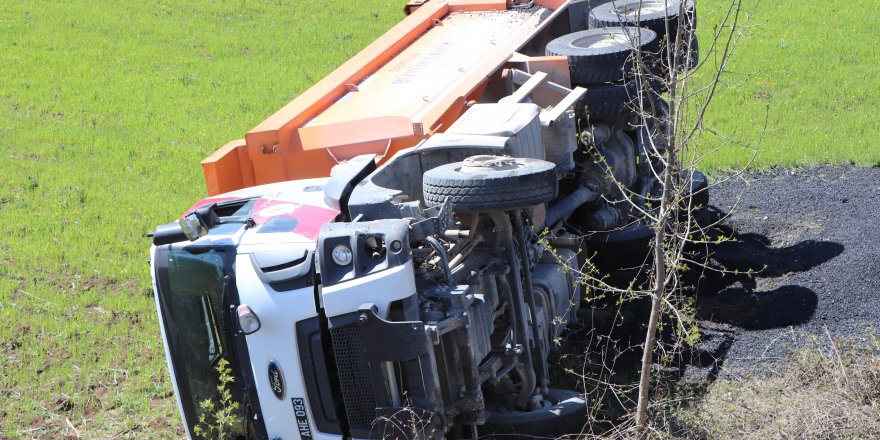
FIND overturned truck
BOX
[149,0,702,438]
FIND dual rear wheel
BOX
[546,0,699,120]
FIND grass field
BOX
[695,0,880,171]
[0,0,877,438]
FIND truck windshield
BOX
[154,246,248,438]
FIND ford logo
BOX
[268,361,285,400]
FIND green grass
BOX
[0,0,877,438]
[694,0,880,171]
[0,1,401,437]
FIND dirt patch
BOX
[4,263,138,296]
[55,270,123,293]
[54,394,75,413]
[83,384,110,418]
[679,332,880,439]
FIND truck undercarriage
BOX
[149,0,703,438]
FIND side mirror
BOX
[178,204,221,241]
[149,222,188,246]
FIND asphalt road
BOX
[691,165,880,376]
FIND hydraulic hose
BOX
[426,236,453,286]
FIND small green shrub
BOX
[194,358,240,440]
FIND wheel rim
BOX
[613,0,669,18]
[570,32,632,50]
[460,155,518,173]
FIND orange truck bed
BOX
[202,0,573,195]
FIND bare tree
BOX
[547,0,765,437]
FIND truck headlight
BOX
[331,244,353,266]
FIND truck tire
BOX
[686,35,699,70]
[660,34,700,73]
[479,389,588,438]
[586,169,709,270]
[585,220,655,270]
[545,27,658,85]
[581,78,662,120]
[422,155,557,213]
[683,169,709,210]
[589,0,697,73]
[589,0,695,35]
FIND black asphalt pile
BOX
[692,165,880,376]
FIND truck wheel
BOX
[545,27,658,85]
[587,169,710,270]
[585,220,655,270]
[422,155,557,213]
[589,0,697,73]
[682,169,709,211]
[686,35,699,70]
[581,78,662,120]
[589,0,695,36]
[479,389,588,438]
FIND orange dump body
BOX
[202,0,573,195]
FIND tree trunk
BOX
[635,68,679,435]
[634,192,668,435]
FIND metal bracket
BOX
[357,305,430,363]
[544,85,587,124]
[506,68,587,124]
[435,197,454,234]
[506,70,547,103]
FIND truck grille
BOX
[330,323,376,430]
